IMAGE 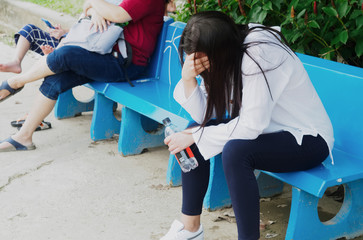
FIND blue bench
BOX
[261,53,363,240]
[55,20,363,239]
[54,19,232,209]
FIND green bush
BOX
[175,0,363,68]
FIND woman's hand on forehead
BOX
[182,53,210,81]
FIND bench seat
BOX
[264,148,363,198]
[89,80,191,130]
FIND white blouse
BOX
[174,24,334,161]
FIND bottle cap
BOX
[162,117,171,125]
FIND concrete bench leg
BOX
[166,154,232,209]
[166,154,182,186]
[55,89,94,119]
[256,171,284,198]
[286,179,363,240]
[90,93,120,141]
[203,155,232,210]
[119,106,164,156]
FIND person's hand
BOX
[182,52,210,82]
[164,130,195,155]
[48,24,67,39]
[90,10,111,33]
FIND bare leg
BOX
[0,56,54,100]
[0,93,56,149]
[0,36,30,73]
[181,214,201,232]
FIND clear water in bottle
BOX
[163,118,198,172]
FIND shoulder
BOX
[242,24,293,75]
[244,23,281,45]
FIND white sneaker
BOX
[161,219,204,240]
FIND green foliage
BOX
[175,0,363,68]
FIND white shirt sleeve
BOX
[191,43,291,159]
[173,79,208,124]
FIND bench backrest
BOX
[140,18,174,80]
[158,21,186,87]
[297,53,363,158]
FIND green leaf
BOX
[262,2,273,11]
[297,9,306,19]
[271,0,283,10]
[322,7,338,17]
[356,38,363,57]
[251,0,260,7]
[350,10,362,20]
[258,10,268,23]
[331,34,341,45]
[291,32,303,43]
[288,0,299,9]
[357,15,363,29]
[235,16,243,24]
[351,28,362,38]
[337,1,349,18]
[295,45,305,54]
[324,54,332,60]
[249,6,262,22]
[308,20,320,28]
[281,18,292,26]
[339,30,349,44]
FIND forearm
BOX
[182,77,198,99]
[87,0,131,23]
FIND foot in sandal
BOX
[0,136,36,152]
[0,80,24,102]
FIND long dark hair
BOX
[178,11,293,128]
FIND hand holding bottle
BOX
[163,118,198,172]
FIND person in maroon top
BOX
[0,0,167,152]
[120,0,164,66]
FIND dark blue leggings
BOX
[181,131,329,240]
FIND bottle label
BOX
[185,147,195,158]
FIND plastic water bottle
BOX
[163,118,198,172]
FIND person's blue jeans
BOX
[181,129,329,240]
[40,46,146,100]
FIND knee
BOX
[222,140,255,172]
[47,46,75,72]
[39,76,62,100]
[51,46,74,60]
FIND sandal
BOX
[33,120,52,131]
[0,80,24,103]
[11,114,52,131]
[0,136,36,152]
[10,114,28,128]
